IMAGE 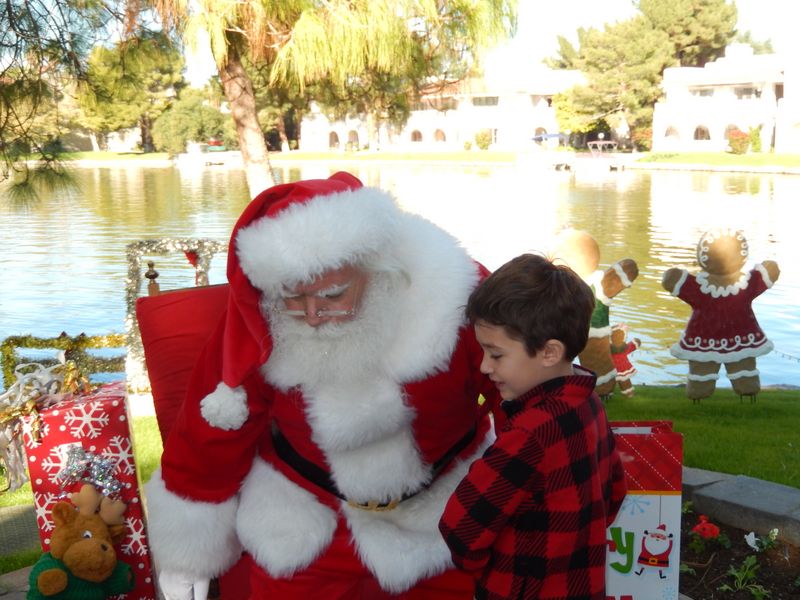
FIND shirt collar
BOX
[500,365,597,419]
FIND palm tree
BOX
[152,0,517,197]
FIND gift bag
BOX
[606,421,684,600]
[22,381,157,600]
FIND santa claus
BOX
[144,172,501,599]
[635,524,674,579]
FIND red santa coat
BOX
[669,265,775,362]
[144,173,501,597]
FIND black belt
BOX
[272,423,478,511]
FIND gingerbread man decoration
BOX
[553,228,638,399]
[662,229,780,401]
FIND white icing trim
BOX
[672,269,689,296]
[588,325,612,338]
[200,382,249,430]
[670,339,773,362]
[587,270,611,305]
[613,262,632,287]
[621,387,635,396]
[144,469,242,579]
[755,263,774,288]
[595,368,617,385]
[727,368,760,380]
[687,372,720,382]
[696,270,751,298]
[237,458,337,577]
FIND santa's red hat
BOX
[220,171,403,386]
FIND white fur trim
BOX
[144,469,241,579]
[200,382,249,430]
[344,430,495,593]
[672,269,689,296]
[237,458,337,577]
[237,187,401,295]
[755,263,774,288]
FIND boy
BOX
[439,253,627,600]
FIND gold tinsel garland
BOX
[124,238,228,392]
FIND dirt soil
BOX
[680,514,800,599]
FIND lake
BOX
[1,160,798,390]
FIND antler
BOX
[99,496,127,525]
[69,484,103,516]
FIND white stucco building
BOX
[651,43,800,153]
[299,67,584,152]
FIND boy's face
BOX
[474,320,552,400]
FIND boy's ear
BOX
[541,339,567,366]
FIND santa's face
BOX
[278,265,368,327]
[644,528,672,555]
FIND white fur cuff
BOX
[144,469,242,579]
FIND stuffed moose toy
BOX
[27,484,134,599]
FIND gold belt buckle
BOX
[347,498,400,511]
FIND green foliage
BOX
[727,128,749,154]
[152,89,228,154]
[637,0,737,67]
[474,129,492,150]
[736,31,775,55]
[561,16,674,133]
[717,555,771,598]
[749,127,762,153]
[78,31,185,151]
[631,127,653,151]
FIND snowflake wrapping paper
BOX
[605,421,684,600]
[22,381,157,600]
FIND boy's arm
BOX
[439,427,541,574]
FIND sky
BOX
[185,0,800,88]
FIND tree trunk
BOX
[217,38,275,198]
[140,115,154,153]
[276,115,290,152]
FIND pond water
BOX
[2,161,799,389]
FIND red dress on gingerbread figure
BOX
[610,324,641,397]
[662,229,780,401]
[553,228,639,399]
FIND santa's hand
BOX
[158,570,210,600]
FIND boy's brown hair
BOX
[466,253,595,360]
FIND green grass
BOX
[636,151,800,167]
[604,386,800,489]
[63,151,171,162]
[268,149,519,163]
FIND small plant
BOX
[794,574,800,588]
[687,514,731,554]
[681,500,694,515]
[744,528,779,553]
[718,555,771,599]
[727,127,750,154]
[748,126,762,153]
[474,129,492,150]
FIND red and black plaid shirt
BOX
[439,367,626,600]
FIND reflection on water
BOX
[1,163,798,388]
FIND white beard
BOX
[262,271,401,391]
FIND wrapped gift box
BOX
[22,381,157,600]
[606,421,684,600]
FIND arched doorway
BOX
[347,130,359,150]
[328,132,340,149]
[411,130,423,142]
[434,129,446,142]
[693,126,711,141]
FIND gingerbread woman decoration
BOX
[662,229,780,401]
[553,228,639,399]
[610,324,641,397]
